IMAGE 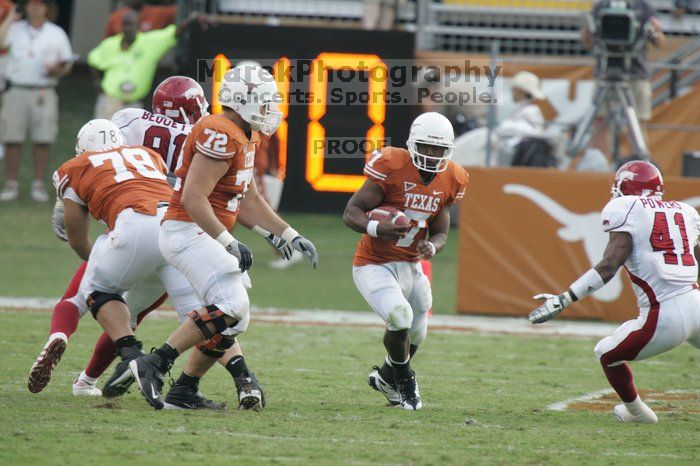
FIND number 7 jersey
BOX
[353,147,469,266]
[163,114,259,230]
[602,195,700,307]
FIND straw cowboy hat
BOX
[512,71,545,100]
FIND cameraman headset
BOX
[580,0,664,162]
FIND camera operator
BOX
[580,0,664,158]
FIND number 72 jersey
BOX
[164,114,259,231]
[602,195,700,307]
[53,145,172,230]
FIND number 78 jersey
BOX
[164,115,259,231]
[602,195,700,307]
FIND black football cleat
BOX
[395,371,423,411]
[234,372,265,411]
[368,366,401,406]
[163,382,225,410]
[102,344,143,398]
[129,353,170,410]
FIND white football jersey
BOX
[601,195,700,308]
[111,108,192,174]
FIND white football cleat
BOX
[368,367,400,405]
[72,375,102,397]
[28,333,68,393]
[613,402,658,424]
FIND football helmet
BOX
[218,63,283,136]
[75,119,124,154]
[152,76,209,125]
[611,160,663,198]
[406,112,455,173]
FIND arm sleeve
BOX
[601,197,639,233]
[145,24,177,59]
[87,40,108,70]
[194,124,238,160]
[56,27,73,62]
[448,167,469,205]
[363,148,392,191]
[52,165,86,205]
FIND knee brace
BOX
[386,303,413,331]
[87,291,125,319]
[188,305,238,348]
[197,335,235,358]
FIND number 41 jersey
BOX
[163,114,259,230]
[602,195,700,307]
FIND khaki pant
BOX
[0,87,58,144]
[94,93,142,120]
[595,79,652,121]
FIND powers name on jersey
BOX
[602,195,700,307]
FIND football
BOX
[367,205,411,227]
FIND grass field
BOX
[2,311,700,465]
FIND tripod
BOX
[567,78,649,164]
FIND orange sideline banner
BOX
[457,167,700,322]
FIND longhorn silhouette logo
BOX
[503,184,622,302]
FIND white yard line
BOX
[0,295,619,338]
[546,389,615,411]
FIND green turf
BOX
[2,311,700,465]
[0,70,458,313]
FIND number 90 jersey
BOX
[163,115,259,230]
[53,145,172,230]
[602,195,700,307]
[353,147,469,266]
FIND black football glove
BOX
[225,239,253,272]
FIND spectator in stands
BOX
[0,0,73,203]
[88,11,196,119]
[495,71,546,165]
[581,0,664,157]
[104,0,177,38]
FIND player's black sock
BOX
[176,372,200,389]
[379,359,395,383]
[154,343,179,366]
[226,355,250,379]
[114,335,140,359]
[390,358,411,380]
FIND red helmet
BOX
[152,76,208,125]
[611,160,664,198]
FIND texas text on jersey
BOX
[163,114,259,230]
[354,146,469,266]
[601,195,700,307]
[111,108,191,174]
[53,145,172,230]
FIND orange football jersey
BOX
[164,114,259,230]
[353,147,469,266]
[53,145,172,230]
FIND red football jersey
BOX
[353,147,469,266]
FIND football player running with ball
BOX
[128,63,318,410]
[529,161,700,424]
[344,112,468,410]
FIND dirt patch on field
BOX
[569,390,700,414]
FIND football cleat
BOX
[163,382,225,410]
[129,352,171,410]
[72,375,102,397]
[368,366,400,406]
[102,344,143,398]
[28,333,68,393]
[234,373,265,411]
[395,371,422,411]
[613,402,658,424]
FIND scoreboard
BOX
[183,23,416,212]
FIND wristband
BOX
[281,226,300,243]
[215,230,235,248]
[252,225,270,237]
[425,241,436,256]
[367,220,379,238]
[568,268,605,302]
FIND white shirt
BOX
[111,108,191,173]
[496,100,545,148]
[602,195,700,308]
[4,20,73,87]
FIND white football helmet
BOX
[406,112,455,173]
[218,63,283,136]
[75,119,125,154]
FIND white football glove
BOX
[528,292,572,324]
[291,235,318,269]
[264,233,295,260]
[52,198,68,242]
